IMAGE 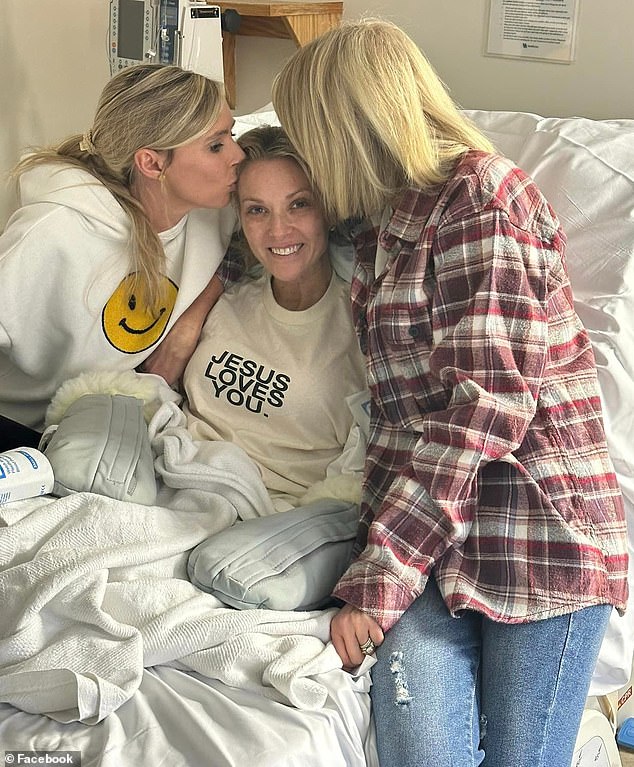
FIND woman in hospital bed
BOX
[183,125,367,512]
[0,63,243,438]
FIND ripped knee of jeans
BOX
[389,651,414,706]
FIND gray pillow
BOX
[187,498,359,611]
[41,393,157,506]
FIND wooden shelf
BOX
[215,0,343,108]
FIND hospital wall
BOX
[2,0,634,228]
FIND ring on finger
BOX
[359,637,376,656]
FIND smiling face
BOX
[101,274,178,353]
[237,157,330,299]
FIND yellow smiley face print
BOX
[102,273,178,354]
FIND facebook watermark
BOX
[4,754,81,766]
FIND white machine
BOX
[109,0,224,81]
[573,702,622,767]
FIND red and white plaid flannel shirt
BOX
[333,151,629,631]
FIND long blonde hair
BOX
[272,18,494,223]
[13,64,224,309]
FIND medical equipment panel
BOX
[109,0,223,81]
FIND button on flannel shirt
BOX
[333,151,628,631]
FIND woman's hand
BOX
[140,275,224,386]
[331,602,384,670]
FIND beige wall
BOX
[233,0,634,117]
[2,0,111,226]
[2,0,634,226]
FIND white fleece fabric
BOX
[0,162,236,430]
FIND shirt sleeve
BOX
[334,195,568,629]
[215,238,246,288]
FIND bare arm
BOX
[140,274,224,386]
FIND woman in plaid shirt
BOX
[273,18,629,767]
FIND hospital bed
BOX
[0,107,633,766]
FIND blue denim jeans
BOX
[370,575,611,767]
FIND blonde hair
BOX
[13,64,224,309]
[237,124,311,177]
[232,125,325,269]
[272,18,494,222]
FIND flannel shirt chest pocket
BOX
[367,278,442,427]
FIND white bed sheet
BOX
[0,666,376,767]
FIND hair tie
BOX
[79,129,97,155]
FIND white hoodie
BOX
[0,163,236,429]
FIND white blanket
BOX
[0,402,344,724]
